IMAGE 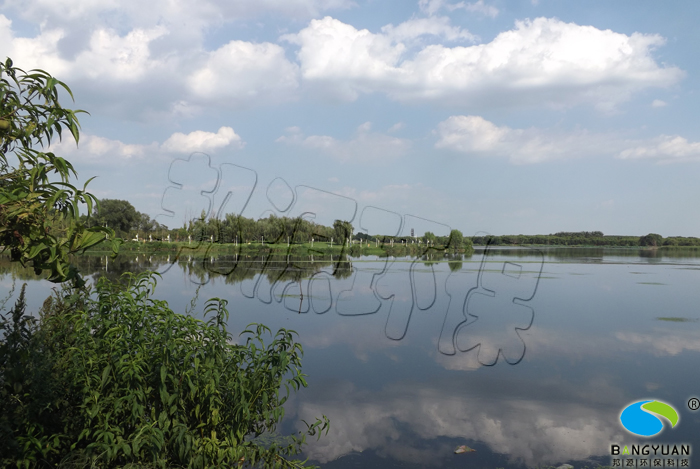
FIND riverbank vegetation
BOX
[472,231,700,247]
[1,58,328,468]
[1,273,328,468]
[81,197,693,251]
[81,201,474,255]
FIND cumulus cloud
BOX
[276,122,411,162]
[0,1,353,109]
[48,127,244,167]
[618,135,700,162]
[435,115,618,164]
[48,134,157,165]
[2,9,683,117]
[161,127,244,153]
[0,15,300,115]
[76,27,169,81]
[285,16,683,109]
[1,18,170,82]
[436,115,700,165]
[187,41,300,105]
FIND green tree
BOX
[0,57,117,285]
[446,229,464,250]
[462,235,473,251]
[333,219,353,245]
[639,233,663,247]
[92,198,140,235]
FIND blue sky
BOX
[1,0,699,237]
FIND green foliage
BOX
[0,272,329,468]
[445,229,464,250]
[0,57,120,286]
[90,199,140,235]
[332,220,353,245]
[472,232,644,247]
[0,57,327,468]
[663,237,700,246]
[639,233,663,247]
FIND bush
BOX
[1,57,120,287]
[0,272,328,468]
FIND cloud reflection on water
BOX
[292,377,627,466]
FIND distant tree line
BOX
[85,201,700,249]
[83,199,473,250]
[189,212,353,245]
[81,199,166,238]
[356,229,470,250]
[472,231,700,247]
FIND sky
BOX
[1,0,699,237]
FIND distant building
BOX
[411,228,414,237]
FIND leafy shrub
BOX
[1,58,120,287]
[0,272,328,468]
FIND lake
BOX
[3,246,700,468]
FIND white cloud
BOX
[2,19,169,82]
[161,127,244,153]
[437,115,700,165]
[276,122,411,162]
[0,15,11,47]
[75,27,169,81]
[282,17,408,101]
[388,122,404,132]
[81,135,150,158]
[48,134,157,165]
[435,115,616,164]
[0,16,300,114]
[212,0,356,19]
[450,0,499,18]
[187,41,300,105]
[419,0,498,18]
[1,19,68,76]
[285,16,683,109]
[418,0,445,16]
[618,135,700,162]
[2,0,354,27]
[380,16,477,43]
[48,127,243,167]
[651,99,668,108]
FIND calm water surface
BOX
[3,247,700,468]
